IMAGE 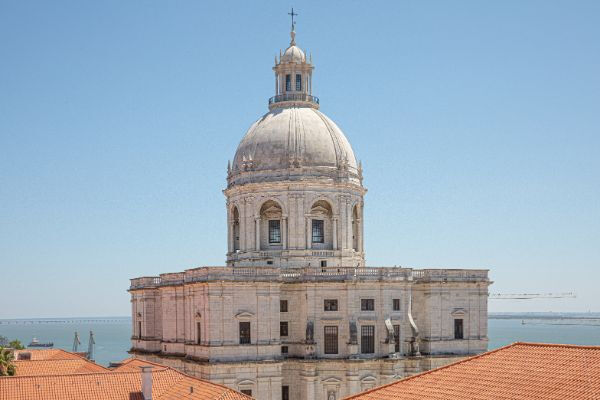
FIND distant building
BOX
[0,349,249,400]
[129,22,491,400]
[344,342,600,399]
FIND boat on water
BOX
[28,337,53,347]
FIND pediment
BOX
[235,311,255,319]
[263,206,282,218]
[361,375,377,383]
[451,308,467,316]
[310,205,330,215]
[237,379,255,386]
[322,377,342,384]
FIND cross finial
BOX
[288,7,298,31]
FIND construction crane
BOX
[72,331,81,352]
[87,331,95,361]
[490,292,576,300]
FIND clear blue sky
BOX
[1,1,599,318]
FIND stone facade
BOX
[129,23,492,400]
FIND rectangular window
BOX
[280,299,288,312]
[361,325,375,354]
[282,385,290,400]
[312,219,324,243]
[239,321,251,344]
[324,299,338,311]
[361,299,375,311]
[393,324,400,353]
[281,345,288,354]
[454,319,464,339]
[280,321,288,337]
[324,326,338,354]
[296,74,302,91]
[197,321,201,344]
[137,321,142,338]
[393,298,400,311]
[241,389,252,397]
[269,220,281,243]
[285,74,291,91]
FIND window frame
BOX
[312,219,324,243]
[285,74,291,91]
[280,321,289,337]
[282,385,290,400]
[454,318,464,340]
[361,298,375,311]
[361,325,375,354]
[295,74,302,91]
[280,299,288,313]
[393,324,400,353]
[324,299,338,311]
[392,298,401,311]
[324,326,339,354]
[196,321,201,345]
[239,321,251,345]
[269,219,281,244]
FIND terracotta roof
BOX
[14,359,108,376]
[0,369,250,400]
[345,342,600,400]
[14,349,86,361]
[1,352,251,400]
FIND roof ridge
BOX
[344,342,521,399]
[514,341,600,350]
[0,368,172,381]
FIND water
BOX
[0,317,131,366]
[2,315,599,366]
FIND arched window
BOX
[260,200,283,250]
[296,74,302,91]
[310,200,333,249]
[285,74,291,91]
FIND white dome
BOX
[281,45,305,63]
[230,107,359,185]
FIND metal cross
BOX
[288,7,298,29]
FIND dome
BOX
[281,45,305,63]
[230,107,359,185]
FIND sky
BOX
[1,1,599,318]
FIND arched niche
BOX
[309,200,333,250]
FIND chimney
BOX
[141,366,153,400]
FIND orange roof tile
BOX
[1,351,250,400]
[345,342,600,400]
[14,349,86,361]
[14,359,108,376]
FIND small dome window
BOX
[296,74,302,91]
[286,74,291,91]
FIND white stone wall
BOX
[224,182,365,268]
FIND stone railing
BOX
[130,267,488,289]
[268,93,319,108]
[412,269,489,282]
[131,266,413,289]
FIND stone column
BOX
[255,217,261,251]
[305,217,311,249]
[360,203,365,253]
[332,217,338,250]
[282,216,288,250]
[227,218,233,253]
[346,200,352,250]
[356,218,362,254]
